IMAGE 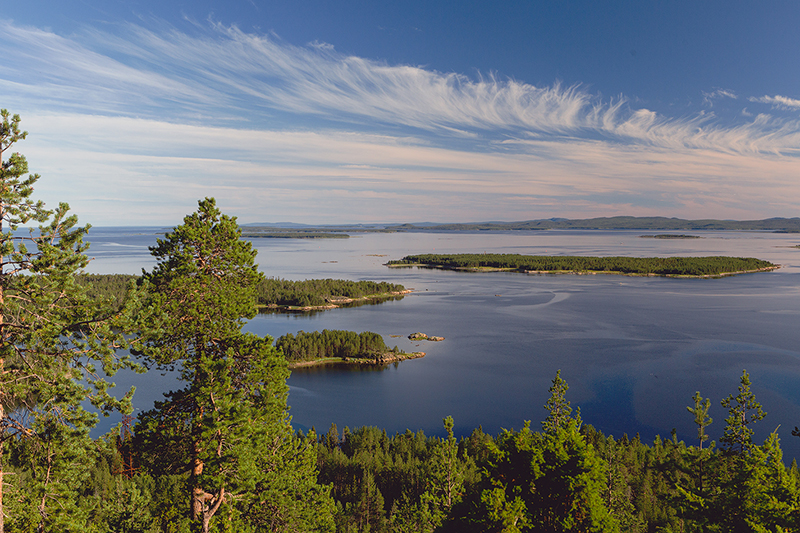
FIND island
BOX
[408,332,445,341]
[243,231,349,239]
[240,225,397,238]
[79,275,409,313]
[257,278,409,311]
[276,329,424,368]
[639,234,702,239]
[387,254,779,278]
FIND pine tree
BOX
[132,198,333,533]
[0,109,133,532]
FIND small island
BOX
[243,231,349,239]
[640,234,702,239]
[256,278,408,311]
[276,329,424,368]
[408,332,445,341]
[387,253,779,278]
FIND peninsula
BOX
[387,254,779,278]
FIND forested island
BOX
[275,329,423,367]
[244,231,349,239]
[240,225,395,238]
[388,253,778,277]
[78,273,138,309]
[256,278,408,310]
[640,234,702,239]
[79,274,407,311]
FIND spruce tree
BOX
[533,371,618,532]
[720,370,765,454]
[687,391,713,450]
[701,371,800,532]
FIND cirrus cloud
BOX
[1,18,799,225]
[748,95,800,110]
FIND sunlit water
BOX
[84,228,800,460]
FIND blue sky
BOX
[2,1,799,225]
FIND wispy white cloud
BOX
[2,19,800,225]
[18,112,800,225]
[749,94,800,110]
[702,88,737,106]
[3,19,800,156]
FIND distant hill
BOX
[386,216,800,232]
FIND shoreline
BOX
[258,290,411,312]
[287,351,425,369]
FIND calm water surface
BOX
[85,228,800,459]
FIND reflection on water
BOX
[86,228,800,461]
[291,361,397,374]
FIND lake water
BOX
[84,227,800,460]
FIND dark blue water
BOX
[85,228,800,460]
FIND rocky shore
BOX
[408,332,445,341]
[260,290,411,312]
[287,351,425,369]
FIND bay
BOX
[84,228,800,460]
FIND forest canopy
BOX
[388,253,777,277]
[256,277,406,308]
[275,329,398,362]
[79,274,406,310]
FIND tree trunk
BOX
[0,215,4,533]
[191,448,204,521]
[1,423,4,533]
[190,400,204,523]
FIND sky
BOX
[1,1,799,226]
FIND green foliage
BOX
[0,109,135,531]
[687,391,713,449]
[720,370,766,454]
[276,329,393,362]
[542,369,580,434]
[389,253,776,277]
[83,436,158,533]
[77,273,139,311]
[256,277,405,308]
[5,419,96,532]
[316,422,478,533]
[77,274,404,312]
[445,373,618,532]
[132,198,334,533]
